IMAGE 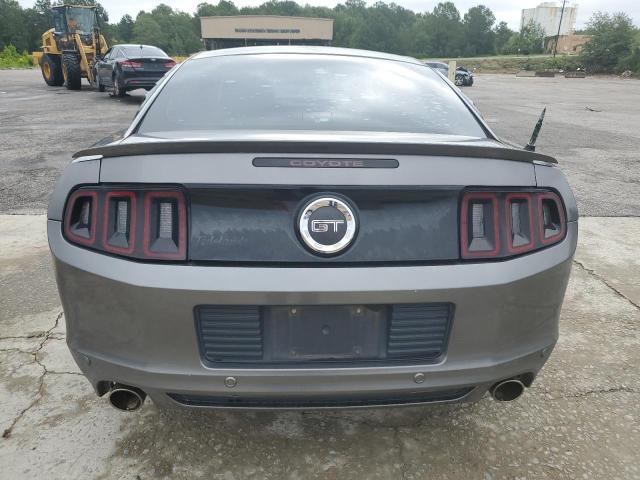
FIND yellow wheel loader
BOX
[39,5,108,90]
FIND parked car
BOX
[425,61,474,86]
[93,44,176,97]
[49,46,576,411]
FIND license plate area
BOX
[195,303,453,367]
[265,305,387,361]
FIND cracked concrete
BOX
[1,307,64,439]
[1,213,638,479]
[573,217,640,309]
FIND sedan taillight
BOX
[118,60,143,68]
[461,189,566,260]
[63,187,187,261]
[165,59,176,68]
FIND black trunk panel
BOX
[188,187,460,264]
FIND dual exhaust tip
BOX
[105,377,526,411]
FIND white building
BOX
[521,2,578,37]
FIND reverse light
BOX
[143,191,187,260]
[63,187,187,261]
[505,193,534,254]
[102,191,136,254]
[461,189,566,260]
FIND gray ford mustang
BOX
[48,46,577,411]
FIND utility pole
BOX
[552,0,567,58]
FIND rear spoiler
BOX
[73,140,557,164]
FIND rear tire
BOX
[62,53,82,90]
[40,54,64,87]
[112,72,126,97]
[96,70,105,92]
[454,74,464,87]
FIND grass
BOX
[424,54,584,74]
[0,45,35,69]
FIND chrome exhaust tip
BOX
[108,384,147,411]
[490,379,525,402]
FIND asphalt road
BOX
[1,69,639,479]
[0,70,639,216]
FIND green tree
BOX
[463,5,495,56]
[134,5,202,55]
[115,14,135,43]
[196,1,239,17]
[422,2,464,57]
[503,20,545,55]
[133,14,167,49]
[494,21,514,54]
[0,0,29,51]
[580,12,637,73]
[619,31,640,72]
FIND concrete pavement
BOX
[1,215,638,479]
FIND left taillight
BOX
[63,187,187,261]
[64,190,98,246]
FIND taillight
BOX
[63,187,187,261]
[118,60,142,68]
[461,189,566,260]
[165,59,176,68]
[64,190,98,246]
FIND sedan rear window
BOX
[123,46,168,58]
[138,54,486,137]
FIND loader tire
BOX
[41,54,64,87]
[62,53,82,90]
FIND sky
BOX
[17,0,640,30]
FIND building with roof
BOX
[200,15,334,50]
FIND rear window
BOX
[138,54,486,137]
[123,46,168,58]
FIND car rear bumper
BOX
[49,220,577,409]
[121,75,163,90]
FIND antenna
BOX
[525,108,546,152]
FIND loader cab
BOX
[52,6,97,34]
[51,6,99,53]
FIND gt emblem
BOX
[311,219,345,233]
[298,197,357,255]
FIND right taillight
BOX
[461,189,566,260]
[63,187,187,261]
[538,192,566,245]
